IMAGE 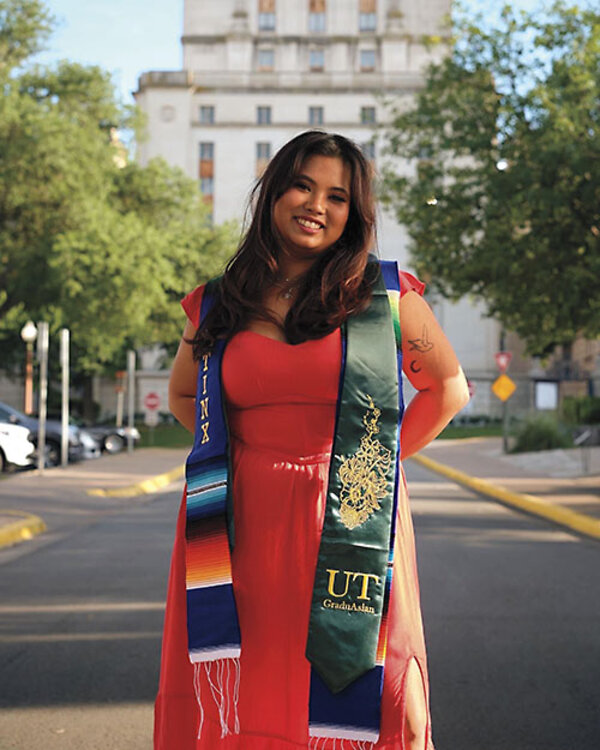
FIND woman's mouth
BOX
[295,216,324,233]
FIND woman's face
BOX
[272,154,351,268]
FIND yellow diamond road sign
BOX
[492,374,516,402]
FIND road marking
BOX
[0,631,162,643]
[411,452,600,541]
[0,601,165,614]
[0,511,47,549]
[87,464,184,497]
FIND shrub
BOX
[510,414,573,453]
[561,396,600,426]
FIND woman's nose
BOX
[305,192,325,214]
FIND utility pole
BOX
[37,322,49,473]
[60,328,70,468]
[127,350,136,454]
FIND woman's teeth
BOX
[296,217,322,229]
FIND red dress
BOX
[154,274,435,750]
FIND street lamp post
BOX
[20,321,38,415]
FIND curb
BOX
[411,453,600,542]
[87,464,185,498]
[0,511,47,549]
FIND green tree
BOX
[0,1,236,403]
[0,0,52,75]
[380,1,600,356]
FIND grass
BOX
[135,420,505,447]
[438,424,504,439]
[137,422,193,449]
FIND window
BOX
[360,49,376,72]
[309,106,324,125]
[257,106,272,125]
[199,142,214,161]
[361,140,376,162]
[259,12,276,30]
[309,0,326,32]
[256,142,272,176]
[359,0,376,31]
[199,142,214,206]
[309,49,325,72]
[199,106,215,124]
[258,49,275,71]
[360,106,376,124]
[258,0,276,30]
[200,177,214,195]
[359,12,376,31]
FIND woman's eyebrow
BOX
[296,173,349,196]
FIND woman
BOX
[156,131,469,750]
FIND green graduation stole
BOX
[185,260,403,746]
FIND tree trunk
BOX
[81,374,96,422]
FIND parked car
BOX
[0,422,36,472]
[82,424,141,454]
[46,413,141,456]
[0,401,97,467]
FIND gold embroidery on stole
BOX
[338,395,392,530]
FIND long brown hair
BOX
[193,130,378,357]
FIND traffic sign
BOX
[492,374,516,402]
[144,391,160,411]
[495,351,512,373]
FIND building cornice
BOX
[181,33,450,45]
[137,70,424,94]
[190,121,387,129]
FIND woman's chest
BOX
[222,329,341,409]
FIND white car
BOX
[0,423,36,472]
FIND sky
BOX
[34,0,184,103]
[33,0,549,105]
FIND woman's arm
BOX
[399,291,470,459]
[168,319,199,433]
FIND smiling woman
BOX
[157,130,469,750]
[272,155,351,263]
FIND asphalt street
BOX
[1,462,599,749]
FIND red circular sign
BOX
[144,391,160,411]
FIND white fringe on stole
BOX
[194,660,373,748]
[309,738,374,749]
[193,658,241,740]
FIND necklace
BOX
[276,277,298,300]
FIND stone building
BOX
[133,0,565,418]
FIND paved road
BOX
[1,464,599,749]
[0,486,180,750]
[409,461,600,750]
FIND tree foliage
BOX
[0,0,236,377]
[0,0,52,75]
[380,1,600,356]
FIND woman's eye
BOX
[294,181,310,191]
[330,195,347,203]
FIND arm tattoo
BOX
[409,360,422,373]
[408,325,434,353]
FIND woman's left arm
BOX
[398,291,470,460]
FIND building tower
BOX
[135,0,449,234]
[135,0,507,416]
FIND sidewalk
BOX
[412,437,600,539]
[0,448,187,549]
